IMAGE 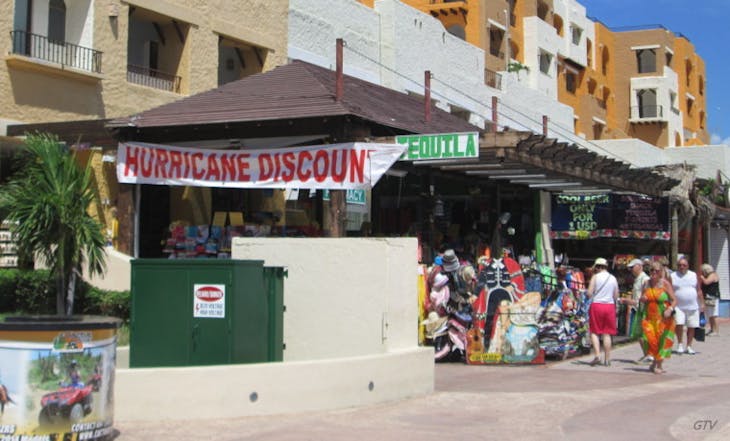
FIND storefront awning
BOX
[381,130,678,197]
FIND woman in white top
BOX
[586,257,619,366]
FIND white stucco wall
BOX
[523,16,561,99]
[590,138,667,168]
[664,145,730,180]
[288,0,575,140]
[231,237,419,361]
[553,0,591,67]
[630,67,683,146]
[115,347,433,420]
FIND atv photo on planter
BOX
[38,361,100,426]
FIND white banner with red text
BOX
[116,141,406,189]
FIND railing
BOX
[10,30,102,73]
[127,64,181,93]
[484,68,503,90]
[631,105,664,119]
[489,49,505,59]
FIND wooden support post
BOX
[336,38,344,102]
[424,70,431,123]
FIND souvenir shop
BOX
[549,192,675,335]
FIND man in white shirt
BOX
[670,257,705,355]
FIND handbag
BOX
[695,312,706,342]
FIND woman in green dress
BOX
[639,261,678,374]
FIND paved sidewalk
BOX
[114,320,730,440]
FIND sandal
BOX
[589,357,601,366]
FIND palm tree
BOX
[0,133,106,315]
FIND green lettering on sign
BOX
[322,189,366,205]
[396,132,479,161]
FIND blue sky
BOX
[579,0,730,145]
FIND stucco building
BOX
[1,0,289,243]
[385,0,709,148]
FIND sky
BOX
[578,0,730,145]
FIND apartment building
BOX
[1,0,287,133]
[388,0,708,148]
[1,0,288,242]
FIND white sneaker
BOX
[686,346,696,355]
[676,344,685,354]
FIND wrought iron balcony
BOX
[127,64,181,93]
[631,105,664,120]
[10,30,102,73]
[484,68,503,90]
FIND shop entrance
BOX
[139,185,170,257]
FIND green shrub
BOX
[75,284,130,322]
[0,268,55,314]
[0,269,129,322]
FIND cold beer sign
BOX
[117,141,406,190]
[396,132,479,161]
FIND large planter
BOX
[0,315,120,441]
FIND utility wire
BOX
[343,43,637,165]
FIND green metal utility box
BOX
[130,259,285,367]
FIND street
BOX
[114,320,730,441]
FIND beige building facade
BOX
[1,0,288,131]
[1,0,289,250]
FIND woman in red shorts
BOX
[586,257,619,366]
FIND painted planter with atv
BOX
[38,377,98,425]
[0,315,120,440]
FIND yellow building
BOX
[1,0,289,252]
[385,0,709,148]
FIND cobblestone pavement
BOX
[114,319,730,441]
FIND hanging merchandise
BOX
[467,252,544,365]
[537,279,589,359]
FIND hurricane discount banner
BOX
[117,141,406,189]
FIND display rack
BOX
[0,220,18,268]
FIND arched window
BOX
[553,14,564,36]
[601,46,610,76]
[48,0,66,43]
[586,38,593,67]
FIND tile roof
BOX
[107,60,480,135]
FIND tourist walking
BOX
[700,263,721,336]
[622,258,650,361]
[670,257,704,354]
[640,261,677,374]
[586,257,619,366]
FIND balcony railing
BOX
[484,68,503,90]
[10,30,102,73]
[127,64,181,93]
[489,49,505,59]
[631,105,664,120]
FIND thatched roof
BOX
[652,162,716,222]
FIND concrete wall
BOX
[112,236,434,422]
[87,247,132,291]
[114,347,433,420]
[231,237,419,361]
